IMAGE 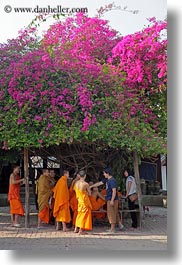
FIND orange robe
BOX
[52,176,71,223]
[36,174,52,224]
[89,195,106,219]
[69,182,78,226]
[8,176,24,216]
[101,189,106,196]
[101,189,122,197]
[74,186,92,230]
[47,176,56,224]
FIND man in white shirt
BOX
[124,169,138,229]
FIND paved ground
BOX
[0,205,167,251]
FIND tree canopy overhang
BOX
[0,13,167,159]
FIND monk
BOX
[52,170,71,231]
[8,165,25,227]
[74,170,92,235]
[89,183,106,220]
[69,173,80,228]
[36,169,53,228]
[48,169,56,188]
[48,169,56,224]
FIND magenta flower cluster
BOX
[0,13,167,148]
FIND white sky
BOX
[0,0,168,43]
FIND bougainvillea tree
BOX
[0,13,120,149]
[0,12,167,228]
[0,13,167,158]
[106,17,167,156]
[0,28,40,150]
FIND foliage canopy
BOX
[0,14,167,157]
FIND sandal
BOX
[13,223,21,228]
[78,231,88,235]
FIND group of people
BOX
[8,164,138,233]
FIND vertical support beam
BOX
[133,150,143,229]
[24,148,29,228]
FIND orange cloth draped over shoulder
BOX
[89,195,106,219]
[74,186,92,230]
[8,176,24,216]
[52,176,71,223]
[69,182,78,226]
[101,189,106,195]
[37,174,52,224]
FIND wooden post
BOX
[24,148,29,228]
[133,150,143,229]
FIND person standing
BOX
[52,170,71,232]
[69,172,80,229]
[89,185,106,220]
[90,167,123,233]
[36,168,53,228]
[48,169,57,187]
[48,169,56,225]
[8,165,25,227]
[124,169,138,229]
[74,170,92,235]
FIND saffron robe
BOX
[36,174,52,224]
[8,176,24,216]
[69,182,78,226]
[52,176,71,223]
[74,186,92,230]
[89,195,106,219]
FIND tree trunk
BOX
[24,148,29,228]
[133,150,143,229]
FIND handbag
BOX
[129,193,138,202]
